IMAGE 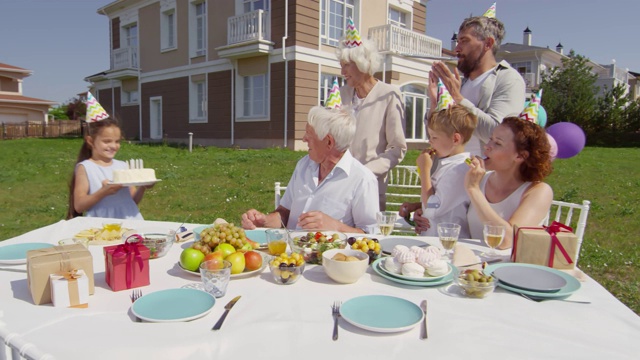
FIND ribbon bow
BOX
[543,221,574,267]
[62,269,82,281]
[113,239,145,287]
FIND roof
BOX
[0,94,57,105]
[500,43,551,53]
[0,62,32,75]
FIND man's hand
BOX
[297,211,339,231]
[431,61,463,104]
[241,209,266,230]
[413,208,431,234]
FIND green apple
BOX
[240,242,253,251]
[215,243,236,259]
[180,248,205,271]
[225,251,246,274]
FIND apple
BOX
[202,251,225,270]
[245,239,260,249]
[244,251,263,271]
[225,251,246,274]
[180,248,205,271]
[215,243,236,259]
[240,242,253,251]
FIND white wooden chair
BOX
[543,200,591,262]
[274,182,286,208]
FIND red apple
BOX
[244,251,263,271]
[202,251,225,270]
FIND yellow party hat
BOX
[483,2,496,18]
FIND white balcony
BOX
[112,47,138,70]
[216,10,273,59]
[522,72,537,89]
[368,24,442,58]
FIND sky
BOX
[1,0,639,105]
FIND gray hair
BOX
[459,16,505,54]
[307,106,356,152]
[335,38,382,76]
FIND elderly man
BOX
[429,16,525,156]
[241,106,379,233]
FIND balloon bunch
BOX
[519,90,585,160]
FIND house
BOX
[86,0,448,149]
[0,63,56,124]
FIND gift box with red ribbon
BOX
[104,242,150,291]
[511,221,579,269]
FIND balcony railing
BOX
[228,9,270,45]
[368,24,442,58]
[112,47,138,70]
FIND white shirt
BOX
[280,150,379,233]
[461,69,493,157]
[421,152,471,238]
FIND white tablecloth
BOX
[1,217,639,360]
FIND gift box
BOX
[27,244,95,305]
[50,269,90,308]
[104,242,150,291]
[511,222,578,269]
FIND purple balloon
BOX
[546,133,558,161]
[546,122,586,159]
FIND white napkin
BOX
[452,244,481,270]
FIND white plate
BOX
[131,288,215,322]
[379,258,452,282]
[493,265,567,292]
[110,179,162,186]
[177,252,269,279]
[0,243,54,265]
[371,258,456,287]
[340,295,424,333]
[379,237,429,255]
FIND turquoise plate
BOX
[340,295,423,333]
[193,225,267,245]
[379,237,429,255]
[484,263,581,299]
[377,258,453,282]
[0,243,54,265]
[131,288,216,322]
[371,258,456,287]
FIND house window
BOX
[241,74,268,118]
[243,0,269,12]
[388,7,409,28]
[190,77,207,123]
[511,61,532,75]
[401,84,429,141]
[123,90,139,104]
[319,74,345,106]
[190,1,207,57]
[321,0,357,47]
[161,9,177,50]
[124,24,138,67]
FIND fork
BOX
[331,301,341,341]
[130,289,143,322]
[520,292,590,304]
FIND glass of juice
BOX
[481,223,506,258]
[266,229,288,255]
[437,222,461,261]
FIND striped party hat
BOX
[344,18,362,48]
[85,91,109,122]
[519,89,543,123]
[325,78,342,109]
[483,2,496,18]
[435,80,455,111]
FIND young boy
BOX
[400,105,477,238]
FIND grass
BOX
[0,138,638,315]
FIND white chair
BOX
[385,165,422,233]
[274,182,286,208]
[543,200,591,262]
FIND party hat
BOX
[519,89,543,123]
[85,91,109,122]
[344,18,362,48]
[325,78,342,109]
[435,80,455,111]
[483,2,496,18]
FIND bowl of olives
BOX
[455,269,497,298]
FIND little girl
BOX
[67,119,149,219]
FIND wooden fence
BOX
[1,120,82,140]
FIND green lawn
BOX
[1,138,638,315]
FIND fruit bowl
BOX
[455,269,497,298]
[290,231,347,264]
[125,229,175,259]
[269,262,305,285]
[322,249,369,284]
[347,236,382,264]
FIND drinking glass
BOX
[199,260,232,298]
[376,211,398,236]
[437,223,461,260]
[481,223,506,258]
[265,229,288,255]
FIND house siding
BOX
[413,1,426,33]
[111,17,120,50]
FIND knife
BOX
[420,300,428,340]
[457,258,503,268]
[212,295,241,331]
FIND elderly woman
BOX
[466,117,553,249]
[242,106,379,233]
[336,37,407,210]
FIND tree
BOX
[540,50,598,133]
[65,96,86,120]
[594,84,628,133]
[48,106,69,120]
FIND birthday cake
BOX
[112,169,157,184]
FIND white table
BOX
[1,217,639,360]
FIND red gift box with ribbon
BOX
[511,222,579,269]
[104,241,150,291]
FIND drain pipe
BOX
[282,0,289,148]
[138,66,142,141]
[231,60,235,145]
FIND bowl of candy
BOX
[290,231,347,264]
[269,253,305,285]
[322,249,369,284]
[124,229,175,259]
[455,269,497,298]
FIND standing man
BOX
[429,16,525,156]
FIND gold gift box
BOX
[511,225,578,270]
[27,244,95,305]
